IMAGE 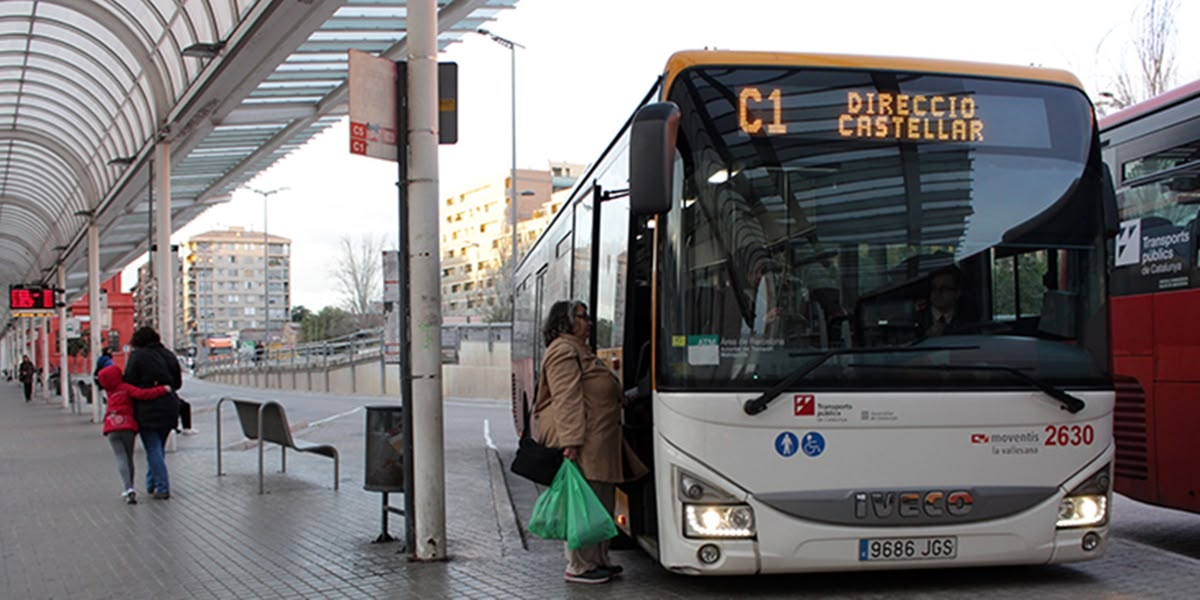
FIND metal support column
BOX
[39,316,50,400]
[155,142,174,350]
[407,0,446,561]
[58,266,69,408]
[87,220,101,423]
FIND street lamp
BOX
[476,28,525,281]
[248,187,288,347]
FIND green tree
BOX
[300,306,356,342]
[291,305,311,323]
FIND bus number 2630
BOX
[1044,424,1094,446]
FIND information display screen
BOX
[9,286,55,310]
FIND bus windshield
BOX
[658,66,1110,390]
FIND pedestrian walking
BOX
[123,326,182,499]
[18,355,35,402]
[97,365,172,504]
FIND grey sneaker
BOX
[564,568,611,584]
[122,489,137,505]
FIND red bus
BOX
[1101,79,1200,513]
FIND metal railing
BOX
[193,323,512,378]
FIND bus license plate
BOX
[859,536,957,561]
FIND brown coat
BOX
[533,334,647,483]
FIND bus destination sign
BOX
[737,87,985,142]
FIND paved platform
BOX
[8,376,1200,599]
[0,378,664,599]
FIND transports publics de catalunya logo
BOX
[794,394,815,416]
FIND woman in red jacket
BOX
[97,365,171,504]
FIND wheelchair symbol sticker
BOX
[775,432,799,457]
[801,431,826,457]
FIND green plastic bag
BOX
[528,460,618,550]
[527,462,569,541]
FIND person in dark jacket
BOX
[94,347,114,374]
[123,326,182,499]
[18,355,35,402]
[98,364,171,504]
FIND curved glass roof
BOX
[0,0,515,322]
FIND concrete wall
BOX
[201,348,510,402]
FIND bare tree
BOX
[333,234,385,327]
[1104,0,1178,110]
[476,234,531,323]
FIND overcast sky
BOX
[142,0,1200,310]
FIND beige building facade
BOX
[440,162,584,321]
[130,249,185,344]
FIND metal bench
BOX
[216,397,339,494]
[71,378,99,414]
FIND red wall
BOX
[25,274,135,376]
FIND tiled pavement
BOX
[8,377,1200,599]
[0,379,663,599]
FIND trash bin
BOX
[364,405,405,492]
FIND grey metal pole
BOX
[87,219,101,423]
[39,316,49,400]
[476,29,524,277]
[264,194,268,346]
[249,187,287,348]
[58,265,68,408]
[155,143,174,350]
[509,43,517,278]
[409,0,446,561]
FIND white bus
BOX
[511,50,1116,574]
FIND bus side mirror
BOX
[630,102,680,216]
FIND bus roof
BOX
[1098,79,1200,132]
[662,50,1085,97]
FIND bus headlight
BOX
[1056,495,1107,527]
[683,504,755,538]
[1056,463,1110,528]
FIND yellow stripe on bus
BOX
[662,50,1085,99]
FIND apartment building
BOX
[182,226,291,344]
[440,163,584,320]
[130,248,184,344]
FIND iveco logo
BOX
[853,490,974,520]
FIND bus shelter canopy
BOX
[0,0,514,323]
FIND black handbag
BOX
[509,399,562,485]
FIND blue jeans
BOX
[139,428,172,494]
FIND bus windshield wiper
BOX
[742,345,978,416]
[845,363,1086,414]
